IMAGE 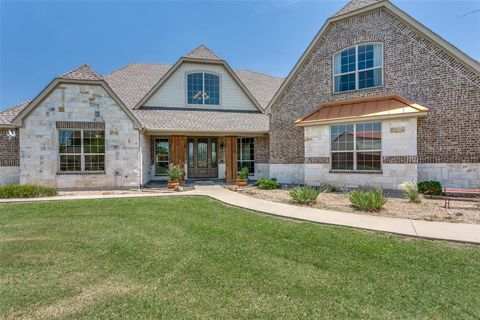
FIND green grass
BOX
[0,197,479,319]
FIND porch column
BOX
[225,136,238,182]
[171,135,186,177]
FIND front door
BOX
[187,137,218,179]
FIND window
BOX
[333,43,383,93]
[237,137,254,175]
[331,122,381,172]
[154,138,170,176]
[187,72,220,105]
[59,129,105,172]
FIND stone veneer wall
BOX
[269,7,480,185]
[19,83,140,189]
[304,118,417,189]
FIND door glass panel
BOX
[188,139,194,168]
[197,138,208,168]
[155,138,169,175]
[211,138,217,168]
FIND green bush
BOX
[347,187,388,212]
[289,186,321,205]
[167,165,183,181]
[399,181,422,203]
[256,178,281,190]
[238,167,249,180]
[0,184,58,199]
[417,181,442,196]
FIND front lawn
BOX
[1,197,479,319]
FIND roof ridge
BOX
[183,44,223,61]
[59,64,103,80]
[334,0,386,17]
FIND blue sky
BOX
[0,0,479,110]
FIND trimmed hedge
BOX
[0,185,58,198]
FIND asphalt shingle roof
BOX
[59,64,103,81]
[0,101,30,125]
[183,44,223,61]
[1,50,283,132]
[133,108,269,133]
[334,0,384,17]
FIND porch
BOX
[141,134,269,186]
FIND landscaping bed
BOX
[238,186,480,224]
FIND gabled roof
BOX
[334,0,384,17]
[267,0,480,111]
[59,64,103,81]
[11,65,142,129]
[183,44,223,61]
[296,95,428,126]
[130,45,273,112]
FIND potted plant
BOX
[167,164,183,189]
[236,167,249,187]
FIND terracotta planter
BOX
[236,179,247,187]
[167,180,180,189]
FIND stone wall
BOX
[0,167,20,185]
[418,163,480,188]
[301,118,418,189]
[19,83,141,189]
[269,7,480,167]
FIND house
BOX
[1,0,479,189]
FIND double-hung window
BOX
[331,122,381,172]
[187,72,220,105]
[237,137,254,175]
[333,43,383,93]
[59,129,105,172]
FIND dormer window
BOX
[333,43,383,93]
[187,72,220,105]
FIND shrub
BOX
[417,180,442,196]
[347,187,388,212]
[256,178,281,190]
[399,181,422,203]
[289,186,321,205]
[238,167,249,180]
[167,165,183,181]
[0,184,58,198]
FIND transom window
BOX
[154,138,170,176]
[187,72,220,105]
[59,129,105,172]
[237,137,254,175]
[333,43,383,93]
[330,122,382,172]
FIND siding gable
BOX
[143,62,259,112]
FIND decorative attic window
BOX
[333,43,383,93]
[187,72,220,105]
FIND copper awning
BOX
[295,95,428,126]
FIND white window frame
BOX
[58,129,105,173]
[330,122,382,172]
[186,71,221,106]
[332,43,384,93]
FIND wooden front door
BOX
[187,137,218,179]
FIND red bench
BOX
[443,188,480,208]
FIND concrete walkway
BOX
[1,185,479,244]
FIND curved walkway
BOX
[1,185,479,244]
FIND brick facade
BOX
[269,7,480,165]
[0,129,19,166]
[254,136,269,163]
